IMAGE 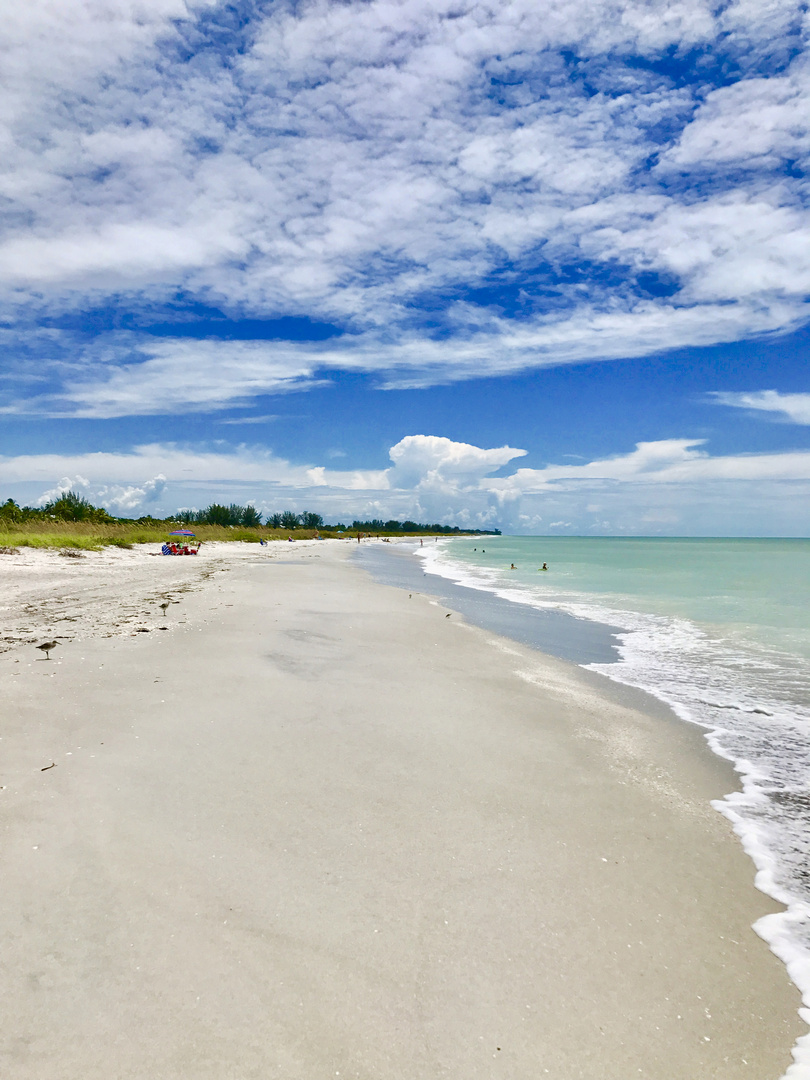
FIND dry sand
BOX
[0,541,805,1078]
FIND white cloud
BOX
[218,414,280,426]
[4,432,809,535]
[58,338,327,417]
[1,1,809,413]
[36,474,90,506]
[96,474,167,513]
[709,389,810,425]
[0,222,247,286]
[661,71,810,170]
[1,443,388,499]
[388,435,526,487]
[3,291,802,417]
[490,438,810,491]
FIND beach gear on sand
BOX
[161,542,198,556]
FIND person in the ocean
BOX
[540,562,548,571]
[510,563,516,569]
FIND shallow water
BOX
[359,536,810,1078]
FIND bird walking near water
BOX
[159,601,170,616]
[36,640,58,660]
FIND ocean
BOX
[357,535,810,1075]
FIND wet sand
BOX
[0,541,804,1078]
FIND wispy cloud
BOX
[708,389,810,425]
[217,414,280,426]
[1,2,809,414]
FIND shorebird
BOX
[36,640,59,660]
[159,601,170,616]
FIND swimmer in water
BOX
[539,562,548,571]
[510,563,517,569]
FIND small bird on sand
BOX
[445,613,451,618]
[36,640,59,660]
[159,601,170,616]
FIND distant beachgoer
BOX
[288,535,294,542]
[510,563,516,570]
[259,539,266,546]
[357,533,361,543]
[540,562,548,571]
[420,538,423,546]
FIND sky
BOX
[1,0,809,535]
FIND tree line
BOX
[1,494,499,534]
[1,492,114,524]
[176,505,324,529]
[349,519,500,535]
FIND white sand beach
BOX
[0,540,804,1078]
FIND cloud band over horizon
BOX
[4,433,809,536]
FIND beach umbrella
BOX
[169,529,195,537]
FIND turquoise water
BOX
[437,537,810,659]
[418,535,810,1058]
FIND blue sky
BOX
[1,0,809,534]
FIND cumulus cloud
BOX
[5,431,809,535]
[36,474,90,506]
[709,389,810,425]
[96,474,167,513]
[388,435,526,487]
[0,1,809,413]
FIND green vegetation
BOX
[177,503,263,527]
[351,519,499,535]
[0,493,498,549]
[40,490,115,523]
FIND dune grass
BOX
[0,521,339,550]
